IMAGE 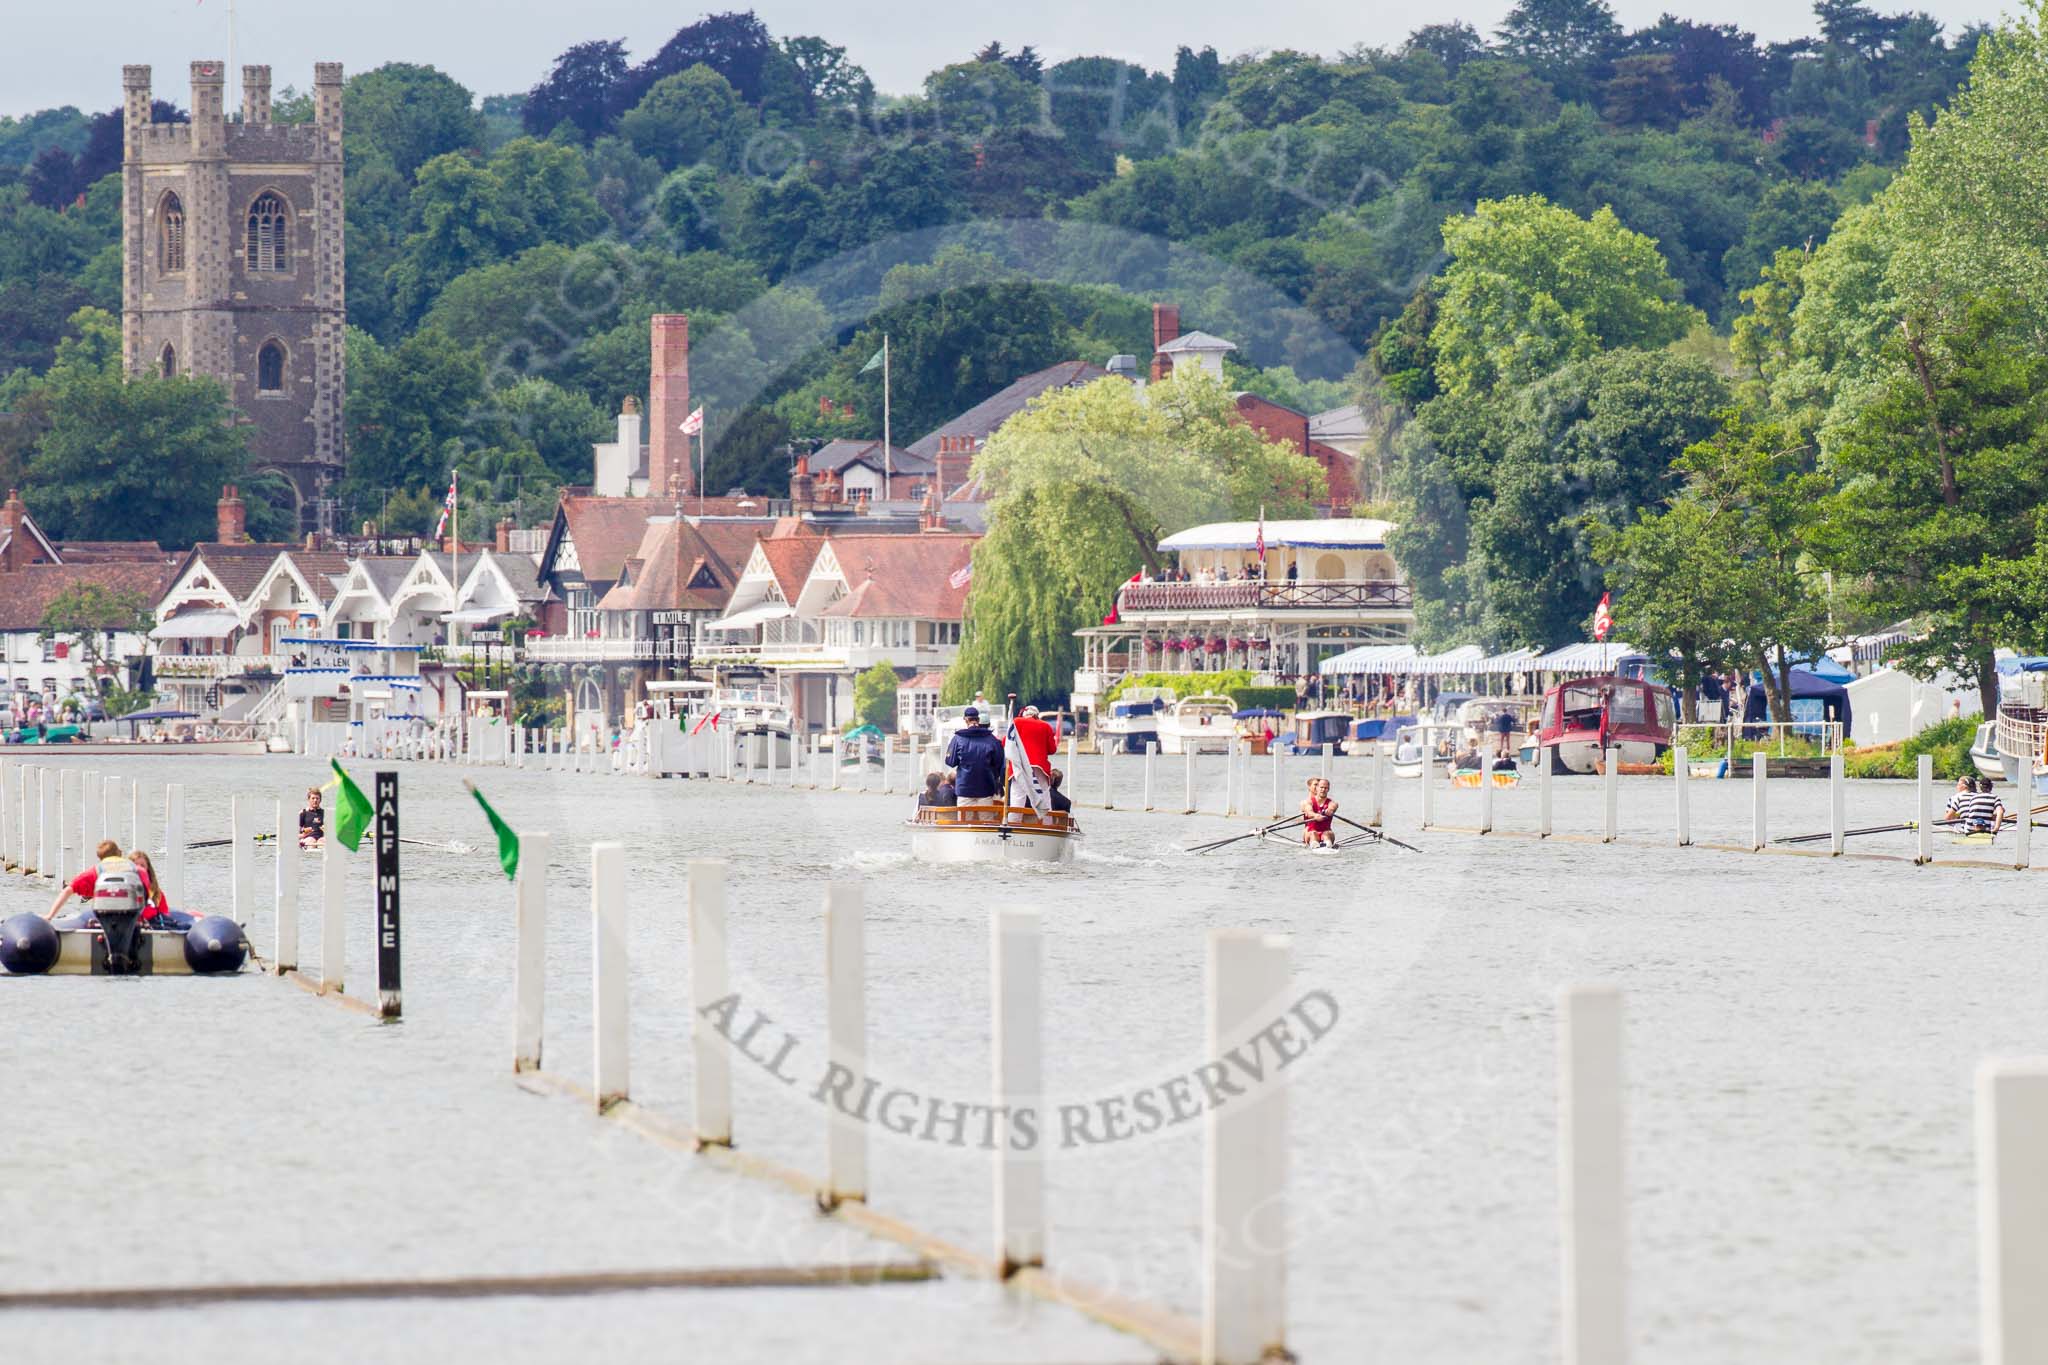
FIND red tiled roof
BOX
[557,498,659,585]
[818,534,977,620]
[53,541,167,564]
[901,671,947,692]
[596,519,738,614]
[0,560,179,632]
[756,535,824,601]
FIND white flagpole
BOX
[450,470,459,649]
[882,334,891,496]
[697,407,705,518]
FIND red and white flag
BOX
[1255,506,1266,565]
[1593,591,1614,641]
[949,560,973,591]
[433,471,457,539]
[679,406,704,436]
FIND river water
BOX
[4,750,2040,1363]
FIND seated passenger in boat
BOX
[1965,777,2008,835]
[1944,775,1973,823]
[1452,737,1484,771]
[43,842,194,931]
[1046,768,1072,814]
[919,771,957,808]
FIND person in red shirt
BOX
[1008,704,1058,807]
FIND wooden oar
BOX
[1334,813,1421,854]
[1776,800,2048,846]
[1187,814,1306,855]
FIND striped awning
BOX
[1409,645,1487,676]
[1318,644,1418,675]
[1531,642,1633,673]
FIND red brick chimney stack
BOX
[495,517,514,554]
[647,314,693,502]
[0,489,24,572]
[216,484,246,544]
[935,435,974,500]
[1150,302,1180,382]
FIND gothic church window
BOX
[257,340,286,393]
[159,193,185,273]
[246,193,291,273]
[160,345,177,378]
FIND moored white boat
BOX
[906,805,1080,864]
[1155,694,1235,755]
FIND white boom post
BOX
[1978,1059,2048,1365]
[1372,738,1387,827]
[231,794,255,924]
[992,907,1044,1275]
[1829,752,1846,856]
[1752,751,1768,852]
[824,881,867,1206]
[1602,750,1619,844]
[592,842,629,1110]
[1479,754,1495,834]
[320,837,344,993]
[1560,984,1627,1365]
[1539,749,1553,838]
[163,782,185,907]
[1202,929,1290,1365]
[1917,753,1935,865]
[513,832,549,1073]
[273,798,298,974]
[1420,745,1435,830]
[1100,743,1113,810]
[1673,745,1691,847]
[1143,741,1156,812]
[1183,747,1195,816]
[689,858,732,1146]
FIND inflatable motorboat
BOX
[0,911,248,976]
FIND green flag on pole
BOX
[327,759,372,852]
[859,346,884,373]
[464,780,520,880]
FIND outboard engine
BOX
[89,857,147,974]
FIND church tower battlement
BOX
[122,61,345,533]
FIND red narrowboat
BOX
[1536,675,1674,775]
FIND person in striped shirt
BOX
[1963,777,2008,835]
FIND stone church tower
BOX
[121,61,345,532]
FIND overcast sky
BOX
[0,0,2016,118]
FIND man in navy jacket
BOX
[943,707,1005,805]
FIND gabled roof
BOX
[596,518,737,614]
[809,439,935,477]
[908,361,1112,458]
[0,560,178,632]
[1309,404,1368,441]
[169,543,302,604]
[755,535,825,602]
[543,496,659,586]
[815,534,977,621]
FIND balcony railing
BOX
[153,653,287,680]
[1116,579,1414,613]
[522,637,692,663]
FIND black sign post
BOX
[374,771,402,1018]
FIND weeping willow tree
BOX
[943,372,1324,706]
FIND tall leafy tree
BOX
[1816,294,2048,716]
[946,374,1323,704]
[523,40,630,141]
[344,64,484,181]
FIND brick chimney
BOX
[216,484,246,544]
[1150,302,1181,382]
[495,517,514,553]
[647,315,693,502]
[790,463,815,513]
[0,489,24,572]
[935,435,974,499]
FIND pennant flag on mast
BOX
[1255,506,1266,565]
[860,346,885,373]
[1593,591,1614,641]
[433,471,457,539]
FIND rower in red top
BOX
[1009,704,1058,808]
